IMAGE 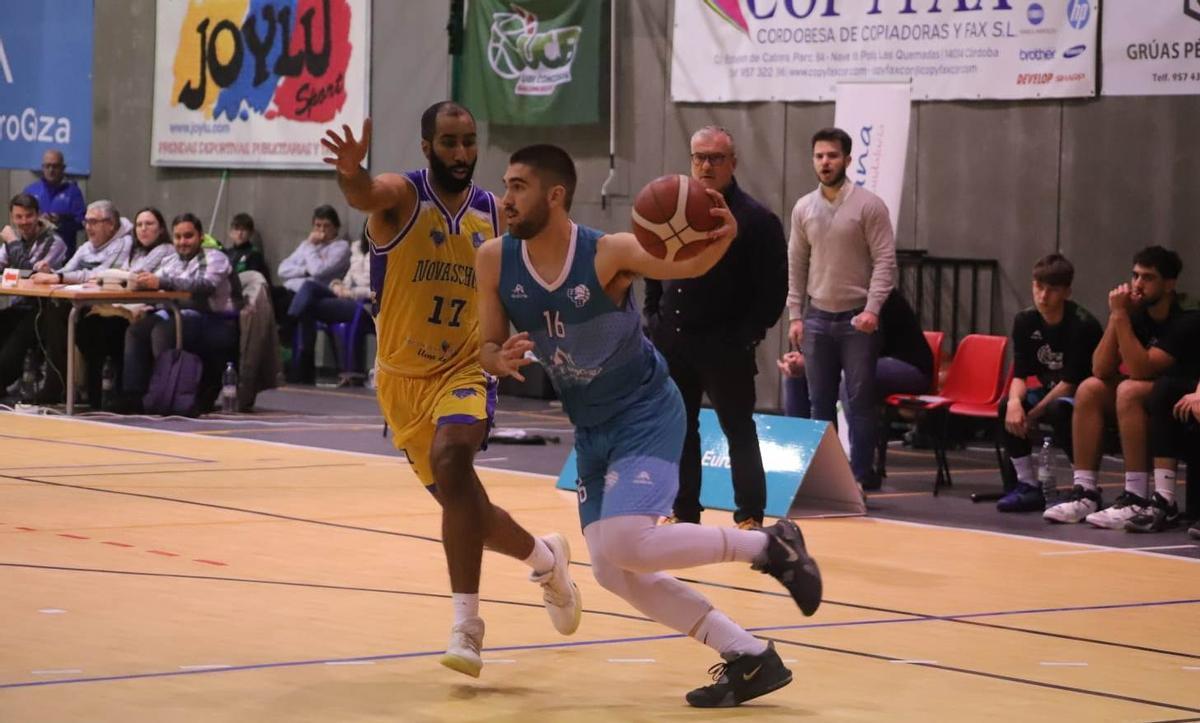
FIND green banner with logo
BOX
[460,0,603,126]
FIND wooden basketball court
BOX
[2,413,1198,721]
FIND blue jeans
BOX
[784,356,930,418]
[801,306,881,483]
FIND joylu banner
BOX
[673,0,1098,102]
[833,83,911,233]
[151,0,371,169]
[0,0,93,174]
[460,0,603,125]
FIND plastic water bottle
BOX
[220,362,238,413]
[19,350,38,402]
[1037,437,1056,502]
[100,357,115,411]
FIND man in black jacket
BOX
[644,126,788,528]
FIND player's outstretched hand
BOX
[498,331,536,382]
[321,118,372,176]
[704,188,737,244]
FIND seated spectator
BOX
[67,207,178,408]
[128,207,175,273]
[996,254,1102,512]
[1044,246,1191,527]
[23,149,85,253]
[1130,312,1200,532]
[778,289,932,488]
[20,200,134,403]
[273,205,351,342]
[287,236,374,384]
[224,212,272,285]
[121,213,239,412]
[0,193,68,400]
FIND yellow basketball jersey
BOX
[366,168,499,378]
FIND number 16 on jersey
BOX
[543,310,565,338]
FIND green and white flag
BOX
[460,0,603,126]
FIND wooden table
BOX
[0,280,191,414]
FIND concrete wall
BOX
[6,0,1197,410]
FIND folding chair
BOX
[885,334,1009,495]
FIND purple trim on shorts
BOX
[436,414,480,427]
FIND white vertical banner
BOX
[833,83,911,232]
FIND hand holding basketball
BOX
[632,175,734,262]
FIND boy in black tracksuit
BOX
[997,254,1102,512]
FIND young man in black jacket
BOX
[996,254,1102,512]
[644,126,788,529]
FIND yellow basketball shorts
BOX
[375,361,497,487]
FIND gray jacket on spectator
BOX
[127,241,175,274]
[58,217,135,283]
[0,218,67,270]
[157,247,235,313]
[277,237,351,292]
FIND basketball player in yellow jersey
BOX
[321,102,581,678]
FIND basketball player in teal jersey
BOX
[476,144,824,708]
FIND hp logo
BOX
[1066,0,1090,29]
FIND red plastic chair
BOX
[885,334,1009,494]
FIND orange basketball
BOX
[631,175,719,262]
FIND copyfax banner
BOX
[0,0,93,174]
[672,0,1098,102]
[151,0,370,170]
[1102,0,1200,96]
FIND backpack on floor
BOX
[142,349,204,416]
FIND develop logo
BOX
[487,7,583,96]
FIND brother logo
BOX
[1027,2,1045,25]
[1063,44,1087,58]
[1019,48,1056,61]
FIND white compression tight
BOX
[583,515,769,654]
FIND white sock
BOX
[452,593,479,626]
[522,536,555,575]
[1153,468,1177,503]
[1073,470,1098,492]
[1011,455,1034,484]
[692,609,768,658]
[1124,471,1148,498]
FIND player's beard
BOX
[509,199,550,239]
[428,153,475,194]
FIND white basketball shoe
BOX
[531,533,582,635]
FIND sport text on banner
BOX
[833,83,911,233]
[672,0,1097,102]
[1102,0,1200,96]
[151,0,371,170]
[0,0,94,174]
[460,0,603,125]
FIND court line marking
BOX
[6,562,1199,663]
[0,413,562,480]
[1041,545,1199,556]
[762,634,1200,716]
[29,462,369,480]
[7,629,1200,715]
[0,473,443,545]
[872,517,1200,565]
[1040,661,1089,667]
[11,413,1194,561]
[177,664,231,671]
[608,658,655,663]
[0,431,211,463]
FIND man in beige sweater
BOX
[787,127,897,489]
